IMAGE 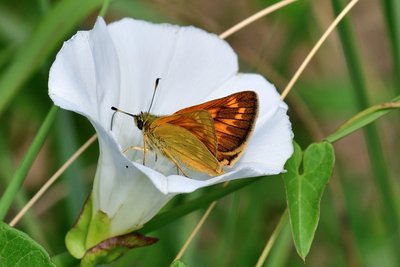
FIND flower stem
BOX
[99,0,110,17]
[0,105,58,221]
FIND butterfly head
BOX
[133,113,145,130]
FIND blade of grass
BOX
[0,4,31,45]
[264,215,292,267]
[381,0,400,92]
[0,0,102,116]
[215,193,239,267]
[219,0,298,39]
[0,46,14,70]
[174,201,217,261]
[0,105,58,221]
[55,111,87,224]
[255,209,288,267]
[280,0,360,100]
[0,133,47,245]
[9,134,97,227]
[331,0,400,262]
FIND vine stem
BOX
[280,0,360,100]
[219,0,298,39]
[174,201,217,261]
[9,134,97,226]
[0,106,58,221]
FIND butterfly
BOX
[112,90,258,177]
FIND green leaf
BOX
[171,259,189,267]
[325,98,400,143]
[0,222,56,267]
[283,142,335,260]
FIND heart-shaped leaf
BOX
[283,142,335,260]
[0,222,56,267]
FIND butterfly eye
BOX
[134,115,144,130]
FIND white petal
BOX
[107,18,238,115]
[91,122,174,236]
[239,106,293,171]
[49,17,120,131]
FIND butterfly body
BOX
[133,110,223,176]
[116,91,259,176]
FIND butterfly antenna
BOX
[110,106,137,130]
[147,78,161,114]
[110,111,117,131]
[111,106,135,118]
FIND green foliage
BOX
[0,0,103,115]
[283,142,335,260]
[326,98,400,142]
[0,106,58,221]
[0,223,56,267]
[171,260,189,267]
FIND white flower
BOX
[48,17,293,252]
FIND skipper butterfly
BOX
[112,89,258,176]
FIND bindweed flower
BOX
[48,17,293,261]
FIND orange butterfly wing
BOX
[175,91,259,166]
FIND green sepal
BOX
[65,194,112,259]
[65,194,94,259]
[65,194,158,266]
[80,232,158,267]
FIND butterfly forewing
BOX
[152,121,223,176]
[175,91,258,166]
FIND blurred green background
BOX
[0,0,399,266]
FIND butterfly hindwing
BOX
[151,110,218,156]
[152,121,223,176]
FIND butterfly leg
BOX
[123,146,148,166]
[162,149,189,177]
[143,135,147,165]
[174,163,189,177]
[123,146,144,154]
